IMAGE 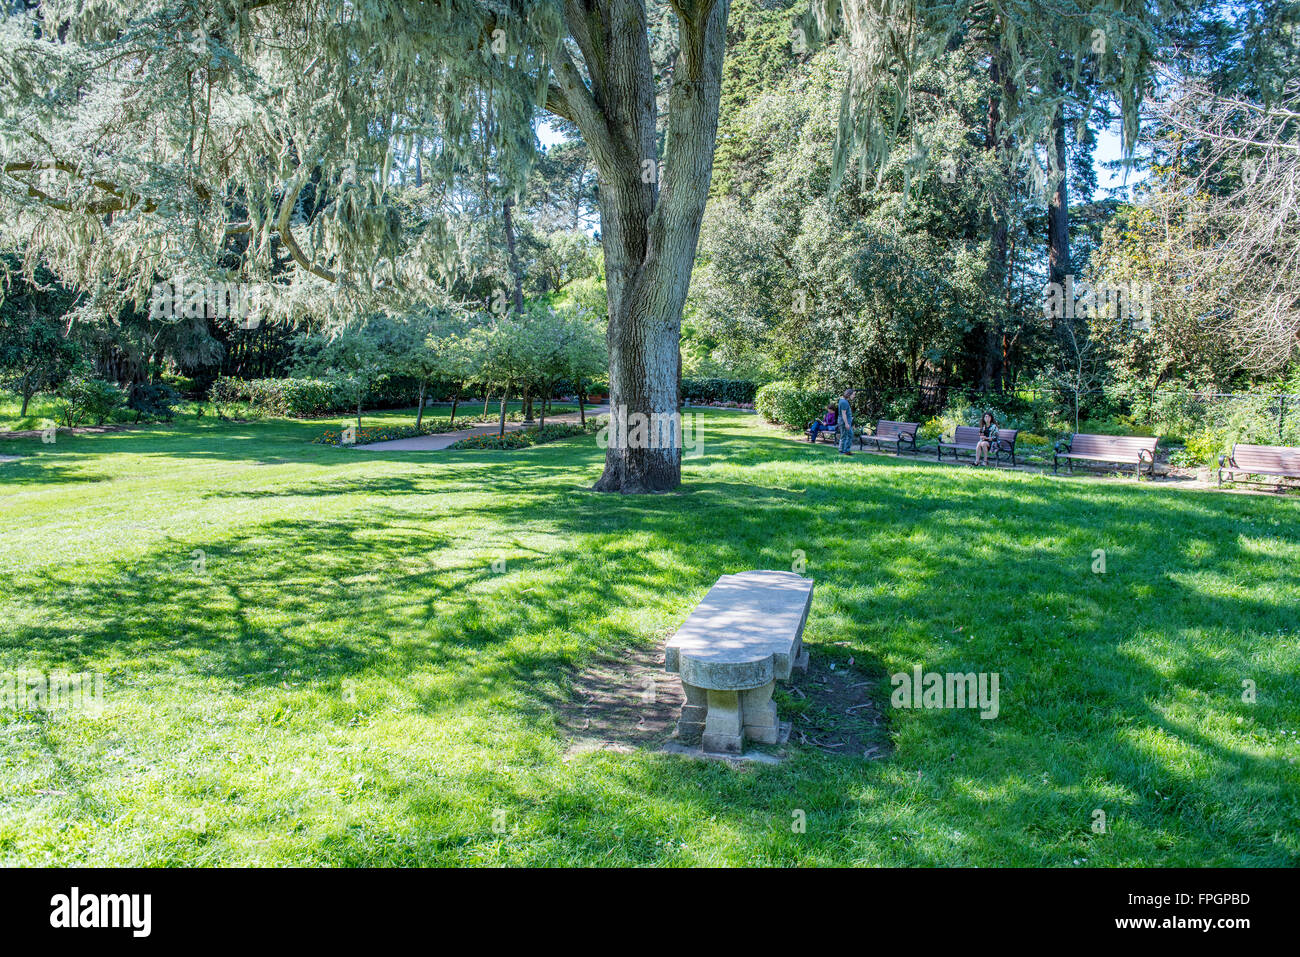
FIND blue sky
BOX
[1094,123,1149,199]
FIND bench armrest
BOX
[1054,437,1073,453]
[1139,447,1155,464]
[1218,452,1230,468]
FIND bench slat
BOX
[1225,443,1300,481]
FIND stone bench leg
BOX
[676,682,708,744]
[701,689,744,755]
[680,680,785,754]
[741,681,779,744]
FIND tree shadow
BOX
[4,414,1298,864]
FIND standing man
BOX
[837,388,856,455]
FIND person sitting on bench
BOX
[974,412,999,466]
[807,405,837,442]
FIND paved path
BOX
[354,405,609,451]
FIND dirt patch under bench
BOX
[779,656,893,761]
[554,643,892,762]
[554,645,685,757]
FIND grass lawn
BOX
[0,409,1296,866]
[0,392,578,434]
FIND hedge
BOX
[208,375,458,417]
[680,377,757,404]
[755,380,834,430]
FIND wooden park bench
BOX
[858,419,920,456]
[1218,443,1300,488]
[665,570,812,756]
[1054,433,1158,478]
[936,426,1020,467]
[806,418,840,444]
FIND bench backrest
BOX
[876,419,919,438]
[1071,433,1157,459]
[951,426,1018,447]
[1232,443,1300,473]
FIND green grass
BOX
[0,391,577,433]
[0,410,1296,866]
[0,392,72,432]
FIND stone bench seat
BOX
[665,570,813,755]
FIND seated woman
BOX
[974,412,1000,466]
[807,404,837,442]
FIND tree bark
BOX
[981,39,1011,393]
[449,384,460,426]
[416,380,426,428]
[547,0,730,492]
[502,196,525,314]
[1047,82,1071,291]
[498,386,509,437]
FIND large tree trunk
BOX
[981,39,1011,393]
[548,0,730,492]
[502,196,525,314]
[1047,84,1071,291]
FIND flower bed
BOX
[447,422,600,451]
[313,424,434,446]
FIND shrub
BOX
[59,373,126,426]
[209,376,352,417]
[209,374,437,418]
[447,421,599,451]
[755,380,833,429]
[314,424,433,446]
[128,382,182,422]
[922,400,1029,440]
[1164,394,1300,466]
[680,377,758,405]
[159,373,201,398]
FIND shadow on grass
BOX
[3,413,1298,864]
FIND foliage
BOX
[755,380,835,430]
[127,382,182,422]
[446,420,600,451]
[57,369,125,426]
[210,377,352,418]
[0,262,80,413]
[313,424,433,447]
[680,377,757,405]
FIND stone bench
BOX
[665,570,813,755]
